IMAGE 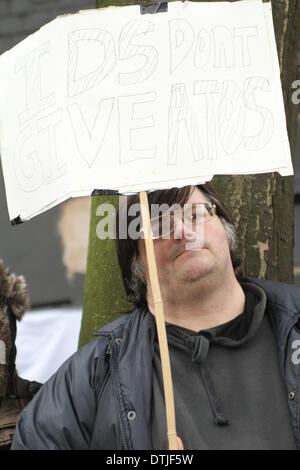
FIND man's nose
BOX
[173,219,197,241]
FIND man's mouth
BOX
[174,246,207,260]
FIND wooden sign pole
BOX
[139,190,178,451]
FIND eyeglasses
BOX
[140,202,216,240]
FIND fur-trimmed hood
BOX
[0,259,31,400]
[0,260,41,448]
[0,259,31,320]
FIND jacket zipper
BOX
[107,340,129,450]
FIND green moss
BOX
[78,196,131,348]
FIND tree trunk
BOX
[78,0,300,348]
[78,195,130,347]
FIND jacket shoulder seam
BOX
[266,299,300,318]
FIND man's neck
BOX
[147,275,246,332]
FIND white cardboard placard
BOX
[0,0,293,222]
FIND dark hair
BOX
[115,183,242,309]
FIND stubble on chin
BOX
[160,258,215,295]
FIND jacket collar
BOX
[241,276,300,369]
[97,277,300,359]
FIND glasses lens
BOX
[182,203,214,228]
[150,203,215,239]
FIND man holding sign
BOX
[12,183,300,450]
[0,0,296,452]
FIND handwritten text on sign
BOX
[0,1,292,221]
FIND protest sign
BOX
[0,0,293,222]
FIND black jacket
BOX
[11,277,300,450]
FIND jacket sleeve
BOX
[11,338,109,450]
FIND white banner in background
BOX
[16,308,82,383]
[0,0,293,222]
